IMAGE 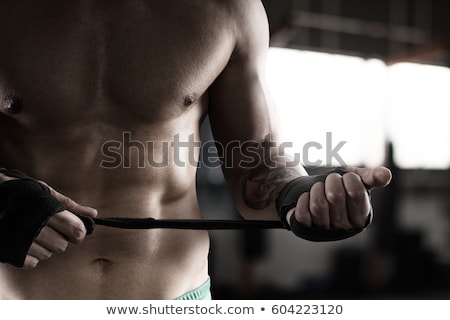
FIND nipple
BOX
[2,96,22,115]
[183,94,198,107]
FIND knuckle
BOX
[61,196,72,208]
[346,188,366,201]
[329,172,342,179]
[294,208,311,226]
[23,257,39,270]
[55,240,69,254]
[310,197,328,214]
[345,172,360,179]
[35,225,50,242]
[42,251,53,260]
[326,190,345,203]
[69,220,86,242]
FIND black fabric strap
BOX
[289,211,373,241]
[79,167,372,240]
[0,166,372,269]
[78,215,285,234]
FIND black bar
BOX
[92,217,286,230]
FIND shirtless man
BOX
[0,0,391,299]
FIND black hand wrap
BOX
[0,168,65,267]
[276,168,373,241]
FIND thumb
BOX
[346,166,392,189]
[59,194,98,217]
[42,182,98,217]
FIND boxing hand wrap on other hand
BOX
[0,168,65,267]
[275,168,373,241]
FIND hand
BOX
[287,166,392,231]
[0,174,98,269]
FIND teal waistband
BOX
[175,278,212,300]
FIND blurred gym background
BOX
[196,0,450,299]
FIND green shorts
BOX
[175,278,212,300]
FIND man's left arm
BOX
[208,0,391,238]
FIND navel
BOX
[92,258,113,272]
[1,95,23,115]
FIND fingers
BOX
[27,242,53,262]
[291,171,372,231]
[325,174,352,229]
[294,193,311,227]
[23,211,90,270]
[22,255,39,270]
[46,210,88,244]
[291,182,330,229]
[342,172,371,226]
[23,225,70,270]
[309,182,330,229]
[34,225,69,253]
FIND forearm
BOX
[226,152,308,221]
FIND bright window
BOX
[266,47,450,169]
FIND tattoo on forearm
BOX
[242,164,299,210]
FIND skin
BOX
[0,0,391,299]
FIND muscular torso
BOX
[0,0,235,299]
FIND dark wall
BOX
[262,0,450,66]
